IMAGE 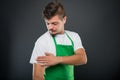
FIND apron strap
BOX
[52,32,74,47]
[65,32,74,47]
[52,35,57,46]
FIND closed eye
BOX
[52,22,58,25]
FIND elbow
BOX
[33,75,42,80]
[33,73,43,80]
[33,71,45,80]
[82,50,87,65]
[33,75,38,80]
[81,52,88,65]
[74,48,87,66]
[81,57,87,65]
[75,55,87,66]
[82,54,87,65]
[84,57,87,64]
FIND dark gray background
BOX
[1,0,120,80]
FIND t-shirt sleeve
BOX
[29,41,46,64]
[73,33,84,51]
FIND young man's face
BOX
[45,15,66,35]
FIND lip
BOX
[49,30,56,32]
[49,30,55,33]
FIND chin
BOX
[49,31,57,35]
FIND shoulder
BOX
[65,30,84,50]
[65,30,82,43]
[35,31,51,45]
[65,30,80,38]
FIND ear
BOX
[63,16,67,24]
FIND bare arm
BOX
[36,48,87,66]
[60,48,87,65]
[33,63,45,80]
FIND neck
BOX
[51,30,65,37]
[59,30,65,34]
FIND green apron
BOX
[44,32,74,80]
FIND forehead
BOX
[45,15,62,23]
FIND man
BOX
[30,1,87,80]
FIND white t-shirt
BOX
[30,30,84,64]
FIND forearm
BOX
[59,54,86,65]
[33,63,45,80]
[36,48,87,66]
[59,48,87,65]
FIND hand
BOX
[36,52,61,66]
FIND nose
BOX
[48,24,54,30]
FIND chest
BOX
[47,34,74,56]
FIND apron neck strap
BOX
[65,32,74,47]
[52,32,74,47]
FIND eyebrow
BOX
[47,22,59,24]
[51,22,58,24]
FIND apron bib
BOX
[44,32,74,80]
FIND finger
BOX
[37,60,48,63]
[40,63,46,66]
[36,58,47,63]
[40,62,48,66]
[45,52,54,56]
[37,56,46,60]
[45,52,51,56]
[37,60,48,66]
[36,58,47,62]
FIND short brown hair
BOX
[43,1,66,19]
